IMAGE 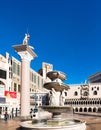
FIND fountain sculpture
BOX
[20,70,86,130]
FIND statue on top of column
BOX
[23,34,30,45]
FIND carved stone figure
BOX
[23,34,30,45]
[49,88,60,106]
[60,90,65,106]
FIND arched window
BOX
[74,91,78,96]
[93,91,97,95]
[84,91,88,96]
[65,92,67,96]
[81,101,83,105]
[97,87,99,90]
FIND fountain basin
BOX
[20,107,86,130]
[20,119,86,130]
[47,71,67,81]
[44,82,69,91]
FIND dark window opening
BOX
[0,70,6,79]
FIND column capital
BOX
[18,51,34,62]
[12,44,37,60]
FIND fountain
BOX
[20,70,86,130]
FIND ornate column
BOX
[13,34,37,119]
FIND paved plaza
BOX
[0,114,101,130]
[0,118,20,130]
[74,114,101,130]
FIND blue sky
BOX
[0,0,100,84]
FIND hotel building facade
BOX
[0,52,52,117]
[0,52,101,118]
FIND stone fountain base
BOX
[20,111,86,130]
[20,119,86,130]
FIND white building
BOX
[65,82,101,113]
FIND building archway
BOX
[75,108,78,112]
[79,108,82,112]
[98,108,101,112]
[88,107,92,112]
[97,101,99,104]
[93,107,96,112]
[84,107,87,112]
[93,101,94,104]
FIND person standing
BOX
[4,112,8,121]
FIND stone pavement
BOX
[73,113,101,130]
[0,118,20,130]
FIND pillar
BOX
[13,34,37,119]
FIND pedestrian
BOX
[4,112,8,121]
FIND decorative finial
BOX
[23,33,30,45]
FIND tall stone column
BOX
[13,34,37,119]
[19,51,33,118]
